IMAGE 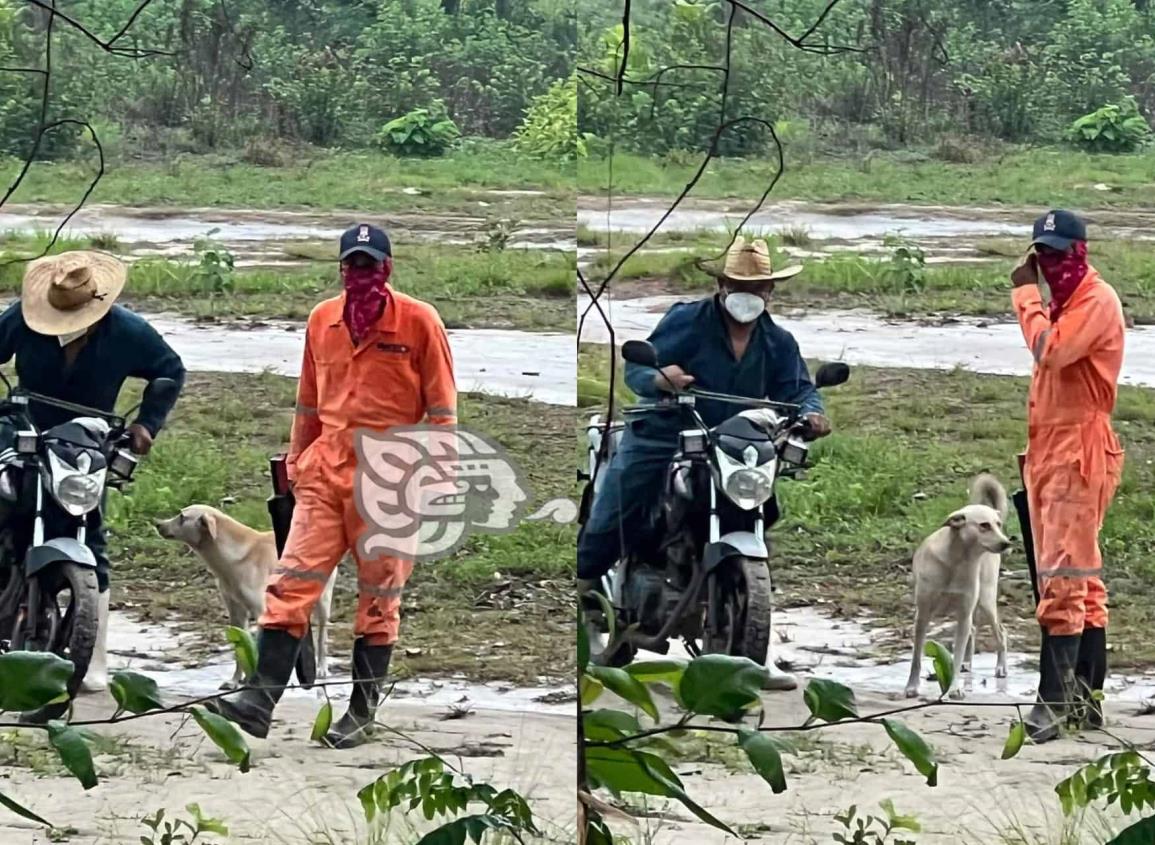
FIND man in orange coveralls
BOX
[211,223,457,747]
[1011,209,1125,743]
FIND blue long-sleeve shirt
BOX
[0,302,186,435]
[624,296,823,438]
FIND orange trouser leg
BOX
[345,494,413,646]
[1029,462,1118,636]
[261,478,348,639]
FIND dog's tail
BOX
[969,472,1008,522]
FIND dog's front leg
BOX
[948,611,975,700]
[905,605,930,698]
[221,595,250,690]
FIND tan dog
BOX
[156,505,336,689]
[905,473,1012,701]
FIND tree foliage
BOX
[578,0,1155,155]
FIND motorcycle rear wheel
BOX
[702,556,771,665]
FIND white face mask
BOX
[57,328,88,347]
[722,291,767,324]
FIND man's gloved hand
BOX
[1012,249,1039,288]
[126,423,154,456]
[655,364,695,393]
[802,413,832,440]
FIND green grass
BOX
[107,372,576,684]
[579,146,1155,209]
[0,236,574,330]
[583,235,1155,322]
[578,347,1155,667]
[1,141,573,217]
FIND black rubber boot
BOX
[1074,626,1107,729]
[205,628,301,739]
[325,640,393,749]
[1025,632,1081,744]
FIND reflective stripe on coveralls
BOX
[262,289,458,646]
[1012,269,1125,637]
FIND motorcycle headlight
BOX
[724,468,776,510]
[46,451,106,516]
[715,448,777,510]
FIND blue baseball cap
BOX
[339,223,392,262]
[1031,209,1087,251]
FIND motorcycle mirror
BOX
[621,340,659,369]
[814,362,850,389]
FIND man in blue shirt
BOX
[0,251,186,692]
[578,238,831,683]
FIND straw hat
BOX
[21,251,126,336]
[717,236,803,282]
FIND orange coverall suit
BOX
[260,289,458,645]
[1012,269,1125,637]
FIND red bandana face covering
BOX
[341,258,392,343]
[1037,241,1089,320]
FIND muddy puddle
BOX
[578,198,1155,265]
[0,204,574,267]
[138,313,575,406]
[578,294,1155,389]
[101,610,575,716]
[630,605,1155,705]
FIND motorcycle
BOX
[581,339,849,668]
[0,376,177,705]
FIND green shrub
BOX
[376,104,461,157]
[1068,99,1152,153]
[515,73,585,161]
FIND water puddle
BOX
[142,314,575,406]
[634,606,1155,703]
[0,204,573,267]
[578,295,1155,389]
[101,611,575,716]
[578,199,1155,265]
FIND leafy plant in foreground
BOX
[140,805,229,845]
[1067,100,1152,154]
[833,801,921,845]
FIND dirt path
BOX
[1,696,575,844]
[610,684,1147,845]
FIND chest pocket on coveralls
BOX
[361,343,422,419]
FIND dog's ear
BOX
[199,512,218,541]
[945,513,966,530]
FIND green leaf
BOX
[803,678,859,723]
[109,672,164,714]
[186,803,229,836]
[190,706,252,772]
[580,674,604,705]
[47,722,97,790]
[583,709,643,743]
[738,729,787,794]
[678,654,768,718]
[625,659,686,689]
[1002,720,1026,760]
[311,701,333,742]
[879,798,921,832]
[586,666,659,722]
[0,789,52,827]
[586,746,736,834]
[225,627,257,679]
[925,640,953,696]
[1109,816,1155,845]
[882,719,938,786]
[0,652,73,712]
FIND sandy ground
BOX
[1,694,576,845]
[606,683,1152,845]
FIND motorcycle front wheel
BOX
[702,556,771,665]
[16,562,100,710]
